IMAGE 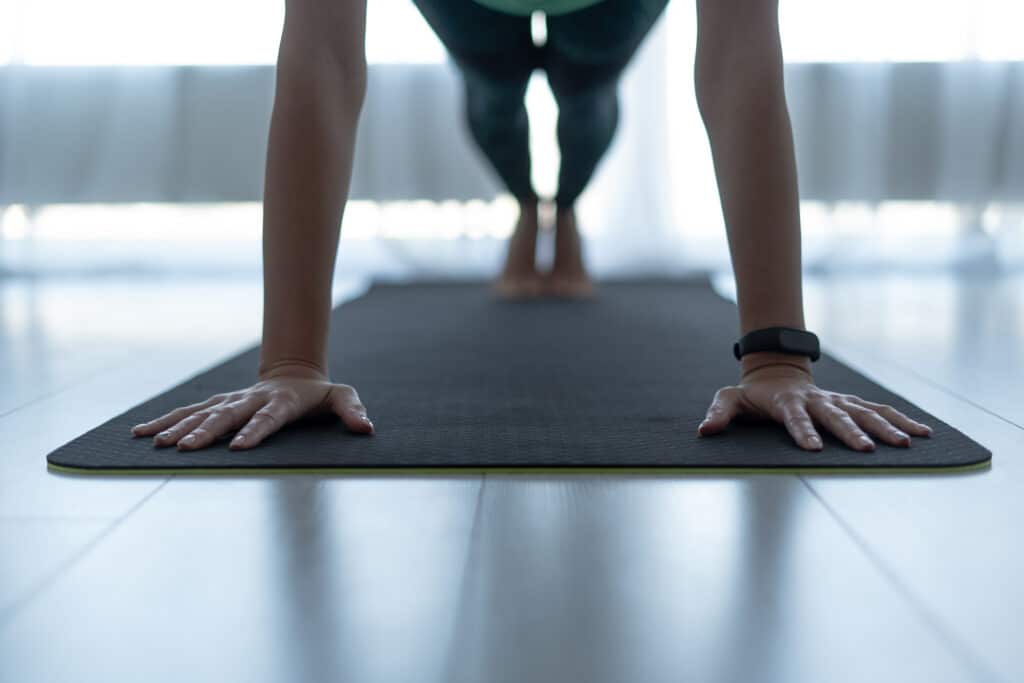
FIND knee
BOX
[555,86,618,136]
[464,78,527,135]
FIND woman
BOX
[130,0,934,454]
[411,0,672,299]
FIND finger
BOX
[698,387,742,436]
[131,396,220,436]
[178,395,266,451]
[152,412,208,448]
[807,400,877,452]
[844,396,932,437]
[778,399,824,451]
[325,385,374,434]
[839,401,912,448]
[229,401,296,450]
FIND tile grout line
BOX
[827,342,1019,432]
[439,474,487,683]
[798,476,1005,683]
[0,476,173,632]
[0,356,130,421]
[0,280,367,424]
[859,347,1024,432]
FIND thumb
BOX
[325,385,374,434]
[698,386,743,436]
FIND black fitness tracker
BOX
[733,326,821,362]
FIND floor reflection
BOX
[441,476,801,683]
[268,476,480,683]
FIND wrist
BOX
[740,351,813,379]
[258,357,329,381]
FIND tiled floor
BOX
[0,263,1019,683]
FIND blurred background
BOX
[2,0,1023,281]
[3,8,1024,679]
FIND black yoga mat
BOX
[47,275,991,474]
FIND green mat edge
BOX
[47,458,993,477]
[45,276,994,478]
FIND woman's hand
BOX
[697,363,933,451]
[129,367,373,451]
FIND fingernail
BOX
[809,436,822,448]
[859,436,874,450]
[181,435,196,445]
[232,435,245,446]
[158,431,171,440]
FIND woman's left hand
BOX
[697,363,933,451]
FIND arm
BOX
[694,0,810,380]
[131,0,375,451]
[259,0,368,380]
[692,0,932,450]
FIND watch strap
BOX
[733,326,821,362]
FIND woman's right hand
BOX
[129,369,373,451]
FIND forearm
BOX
[258,44,366,380]
[696,14,809,376]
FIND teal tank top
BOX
[471,0,605,16]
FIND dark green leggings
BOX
[411,0,670,208]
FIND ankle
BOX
[554,206,578,237]
[518,195,539,216]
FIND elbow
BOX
[694,32,784,126]
[276,45,368,118]
[337,59,368,114]
[277,18,368,116]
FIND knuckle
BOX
[777,390,805,404]
[840,412,864,424]
[273,400,298,416]
[252,410,279,426]
[807,396,832,411]
[787,414,814,428]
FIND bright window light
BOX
[1,0,1023,66]
[0,0,444,66]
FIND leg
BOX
[543,0,670,296]
[410,0,544,297]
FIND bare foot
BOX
[495,200,544,299]
[545,206,594,298]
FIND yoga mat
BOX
[47,276,991,474]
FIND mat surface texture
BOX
[47,277,991,473]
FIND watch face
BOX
[778,329,818,354]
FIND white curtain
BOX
[1,0,1023,275]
